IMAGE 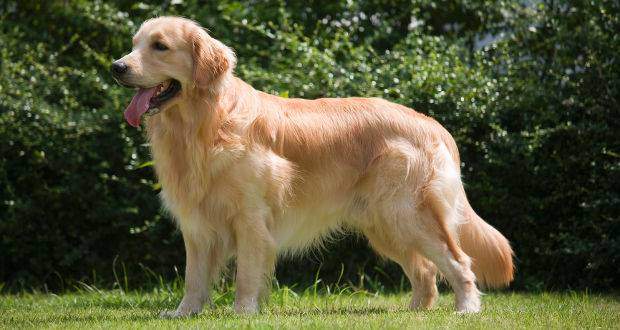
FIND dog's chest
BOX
[150,133,242,218]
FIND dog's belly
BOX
[273,202,353,254]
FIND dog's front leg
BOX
[161,231,223,318]
[233,211,276,314]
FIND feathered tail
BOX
[459,201,514,288]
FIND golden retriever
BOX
[112,16,514,316]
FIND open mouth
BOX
[122,79,181,127]
[148,80,181,114]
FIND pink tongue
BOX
[124,86,159,127]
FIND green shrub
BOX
[0,0,618,291]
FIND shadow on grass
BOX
[14,313,160,325]
[17,306,410,326]
[275,306,402,316]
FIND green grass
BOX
[1,287,618,329]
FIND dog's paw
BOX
[455,308,481,314]
[160,297,205,318]
[455,299,481,314]
[410,291,438,311]
[159,307,200,318]
[234,299,259,315]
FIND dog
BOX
[112,16,514,316]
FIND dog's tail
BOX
[431,120,514,288]
[458,199,514,288]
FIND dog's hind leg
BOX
[367,203,479,313]
[403,251,438,310]
[363,229,439,310]
[413,154,481,313]
[364,140,480,313]
[413,212,480,313]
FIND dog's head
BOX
[112,16,236,127]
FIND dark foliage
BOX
[0,0,618,291]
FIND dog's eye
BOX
[153,42,168,51]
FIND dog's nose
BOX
[111,61,128,76]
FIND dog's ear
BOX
[191,27,236,89]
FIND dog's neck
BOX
[143,74,249,205]
[145,74,240,146]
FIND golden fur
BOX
[115,16,514,316]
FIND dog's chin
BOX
[114,78,135,89]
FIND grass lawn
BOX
[1,288,618,329]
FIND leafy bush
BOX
[0,0,618,291]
